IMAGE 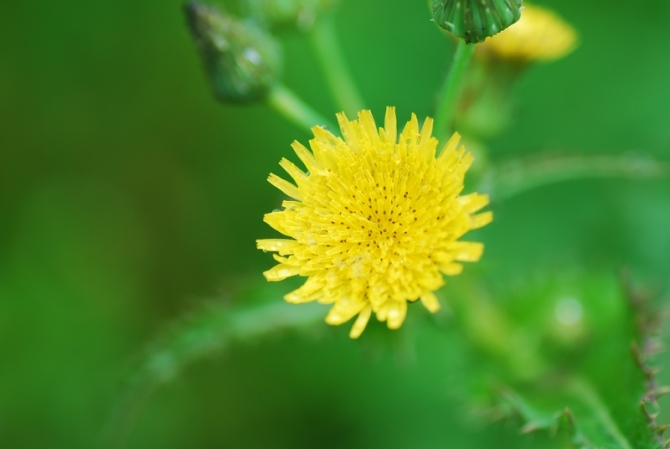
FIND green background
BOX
[1,0,669,447]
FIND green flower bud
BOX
[243,0,338,31]
[184,2,282,103]
[431,0,522,44]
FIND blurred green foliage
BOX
[1,0,670,448]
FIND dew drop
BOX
[555,297,583,326]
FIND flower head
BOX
[257,108,492,338]
[477,4,577,62]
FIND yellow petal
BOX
[325,297,364,325]
[349,306,372,339]
[438,132,461,158]
[419,117,434,147]
[336,112,361,151]
[458,193,490,213]
[263,264,300,281]
[312,124,340,147]
[279,158,307,184]
[450,241,484,262]
[256,239,299,255]
[399,113,419,145]
[291,141,321,173]
[420,292,441,313]
[471,211,493,229]
[309,139,336,170]
[285,277,324,304]
[386,300,407,329]
[358,110,379,146]
[383,107,397,143]
[263,211,290,235]
[375,303,388,322]
[268,173,302,200]
[439,263,463,276]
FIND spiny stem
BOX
[266,83,337,132]
[434,40,475,141]
[309,14,365,116]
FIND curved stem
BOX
[98,300,325,449]
[309,14,365,116]
[434,40,475,141]
[266,83,337,132]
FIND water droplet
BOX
[555,297,582,326]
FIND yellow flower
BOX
[257,108,492,338]
[478,4,577,62]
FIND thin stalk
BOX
[266,83,337,132]
[309,15,365,116]
[434,40,475,141]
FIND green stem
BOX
[434,40,475,141]
[309,14,365,116]
[266,83,337,132]
[98,300,325,449]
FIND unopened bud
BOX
[185,2,282,103]
[431,0,522,44]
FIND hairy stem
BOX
[482,153,669,201]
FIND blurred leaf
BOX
[455,272,668,449]
[483,153,669,200]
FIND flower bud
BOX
[431,0,522,44]
[451,4,577,140]
[184,2,282,103]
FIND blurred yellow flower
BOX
[257,108,492,338]
[478,4,577,62]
